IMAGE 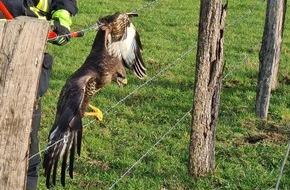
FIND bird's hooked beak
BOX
[116,77,128,87]
[125,12,138,18]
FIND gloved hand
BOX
[50,9,72,46]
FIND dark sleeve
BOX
[51,0,78,16]
[0,0,26,17]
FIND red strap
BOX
[0,2,83,41]
[0,1,14,20]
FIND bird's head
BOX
[113,72,127,87]
[112,63,127,87]
[96,12,138,42]
[116,73,128,87]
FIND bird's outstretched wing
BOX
[43,75,91,188]
[119,23,146,79]
[109,21,146,79]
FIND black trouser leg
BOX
[26,104,41,190]
[26,53,53,190]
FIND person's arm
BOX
[50,0,78,16]
[50,0,78,45]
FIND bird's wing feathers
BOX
[114,23,146,79]
[43,75,92,188]
[43,12,146,188]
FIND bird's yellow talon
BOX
[84,104,103,121]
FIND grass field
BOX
[37,0,290,189]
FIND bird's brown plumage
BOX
[43,12,146,188]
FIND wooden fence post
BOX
[188,0,227,176]
[256,0,287,119]
[0,17,49,190]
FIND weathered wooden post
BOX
[0,17,49,189]
[188,0,227,176]
[256,0,287,119]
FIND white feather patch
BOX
[118,24,138,68]
[108,42,122,59]
[107,24,137,66]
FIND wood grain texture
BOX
[256,0,286,119]
[189,0,227,177]
[0,17,49,190]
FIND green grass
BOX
[37,0,290,189]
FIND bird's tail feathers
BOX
[43,120,83,188]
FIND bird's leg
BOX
[84,104,103,121]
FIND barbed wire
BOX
[103,1,270,188]
[225,0,266,28]
[28,42,195,161]
[48,0,161,42]
[84,44,196,128]
[29,1,273,187]
[221,0,266,80]
[108,109,192,190]
[29,0,164,161]
[131,0,160,13]
[29,138,63,161]
[222,55,248,80]
[47,25,97,42]
[29,0,266,164]
[275,126,290,190]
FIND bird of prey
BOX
[43,12,146,188]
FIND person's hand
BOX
[50,9,72,46]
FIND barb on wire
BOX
[108,109,192,190]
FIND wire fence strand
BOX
[275,135,290,190]
[82,44,196,128]
[29,0,164,161]
[225,0,266,28]
[48,0,161,42]
[108,109,192,190]
[131,0,161,13]
[29,42,194,162]
[29,0,267,163]
[29,3,273,188]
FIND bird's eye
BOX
[117,72,124,79]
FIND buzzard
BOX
[43,12,146,188]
